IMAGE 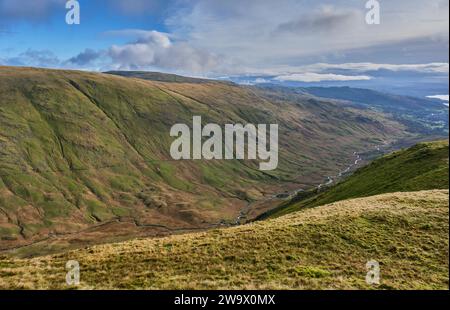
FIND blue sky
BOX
[0,1,172,60]
[0,0,449,97]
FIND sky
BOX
[0,0,449,97]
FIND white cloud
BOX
[307,62,449,74]
[217,61,450,78]
[108,31,171,68]
[254,78,270,84]
[165,0,449,70]
[105,30,172,47]
[106,30,224,74]
[427,95,449,101]
[274,72,372,82]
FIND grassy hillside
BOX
[0,190,447,290]
[266,140,449,218]
[0,66,415,250]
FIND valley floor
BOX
[0,190,448,290]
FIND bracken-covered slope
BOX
[0,190,447,289]
[0,66,418,250]
[265,140,449,218]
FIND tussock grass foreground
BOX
[0,190,448,290]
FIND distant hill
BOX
[300,86,445,110]
[298,86,449,135]
[265,140,449,218]
[105,71,217,84]
[1,190,447,289]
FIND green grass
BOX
[0,190,447,290]
[268,140,449,218]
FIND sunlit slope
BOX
[267,140,449,218]
[0,190,447,290]
[0,66,411,247]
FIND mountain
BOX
[105,71,216,84]
[0,66,440,253]
[264,140,449,219]
[297,86,449,135]
[226,73,450,100]
[1,189,447,289]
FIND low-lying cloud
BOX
[274,72,372,83]
[306,62,449,74]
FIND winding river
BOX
[233,147,380,225]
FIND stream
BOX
[233,145,384,225]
